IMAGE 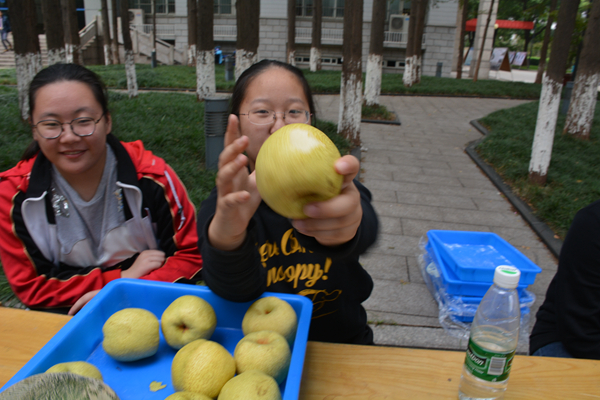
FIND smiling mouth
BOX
[61,150,86,156]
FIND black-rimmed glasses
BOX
[239,109,311,126]
[32,113,105,139]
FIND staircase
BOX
[0,33,50,69]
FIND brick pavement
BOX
[314,95,558,354]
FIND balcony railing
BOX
[132,24,423,47]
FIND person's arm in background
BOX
[555,201,600,359]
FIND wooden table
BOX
[1,307,599,399]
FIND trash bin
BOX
[436,62,443,78]
[560,81,574,115]
[204,96,230,171]
[224,56,234,82]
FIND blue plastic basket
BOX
[427,230,541,285]
[425,240,530,297]
[0,279,313,400]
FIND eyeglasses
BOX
[239,109,311,126]
[32,113,105,139]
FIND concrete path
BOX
[314,95,558,354]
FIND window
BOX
[296,0,313,17]
[214,0,232,15]
[296,0,344,18]
[323,0,344,18]
[129,0,175,15]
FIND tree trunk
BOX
[187,0,197,66]
[61,0,82,64]
[110,0,120,64]
[287,0,296,65]
[403,0,418,86]
[337,0,363,149]
[120,0,138,98]
[41,0,66,65]
[8,0,43,120]
[235,0,260,79]
[563,0,600,139]
[535,0,558,84]
[100,0,112,65]
[412,0,428,84]
[196,0,215,100]
[529,0,581,185]
[473,0,495,82]
[456,0,469,79]
[310,0,322,71]
[364,0,386,106]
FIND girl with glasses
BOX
[0,64,202,315]
[197,60,379,345]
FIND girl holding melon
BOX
[197,60,379,345]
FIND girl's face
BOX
[31,80,112,184]
[238,67,311,169]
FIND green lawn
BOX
[0,63,543,99]
[476,101,600,239]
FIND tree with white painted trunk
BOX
[110,0,120,64]
[8,0,43,120]
[100,0,112,65]
[412,0,428,84]
[310,0,322,72]
[403,0,427,87]
[61,0,82,64]
[338,0,363,149]
[235,0,260,80]
[196,0,215,100]
[403,0,417,87]
[119,0,138,98]
[41,0,66,66]
[534,0,558,85]
[529,0,580,185]
[364,0,385,106]
[563,0,600,140]
[455,0,469,79]
[187,0,197,66]
[287,0,296,65]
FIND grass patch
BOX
[362,103,396,121]
[476,101,600,239]
[0,64,542,99]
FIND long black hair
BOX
[22,63,110,160]
[229,59,316,124]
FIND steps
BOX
[0,34,49,69]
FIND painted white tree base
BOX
[196,49,216,100]
[564,72,599,138]
[529,73,562,180]
[364,53,383,106]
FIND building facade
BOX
[82,0,459,77]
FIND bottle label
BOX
[463,338,515,382]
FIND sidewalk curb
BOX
[466,119,563,259]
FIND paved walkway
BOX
[314,95,558,354]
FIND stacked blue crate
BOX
[424,230,541,324]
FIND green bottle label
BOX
[463,338,515,382]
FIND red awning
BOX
[465,19,534,32]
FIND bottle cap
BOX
[493,265,521,289]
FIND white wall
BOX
[427,0,459,27]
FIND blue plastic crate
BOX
[427,230,542,285]
[425,240,530,297]
[0,279,313,400]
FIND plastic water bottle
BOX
[458,265,521,400]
